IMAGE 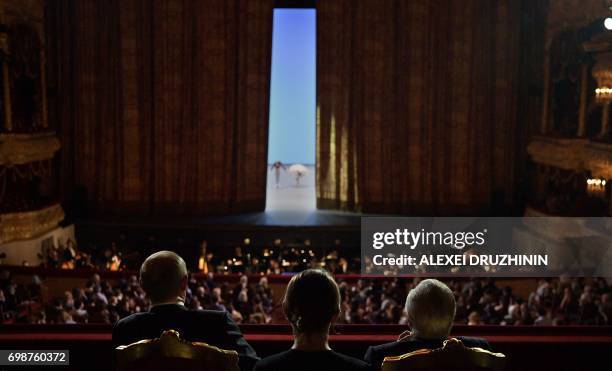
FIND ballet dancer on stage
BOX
[270,161,287,188]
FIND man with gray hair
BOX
[364,279,489,370]
[112,251,258,371]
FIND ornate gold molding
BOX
[584,141,612,179]
[527,136,612,178]
[527,137,588,171]
[0,132,60,166]
[0,203,64,244]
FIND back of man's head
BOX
[140,251,187,304]
[405,279,456,340]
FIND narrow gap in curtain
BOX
[265,7,317,212]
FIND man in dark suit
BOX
[364,279,490,370]
[112,251,259,371]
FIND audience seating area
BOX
[2,266,611,327]
[1,266,611,370]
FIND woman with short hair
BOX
[255,269,371,371]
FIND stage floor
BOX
[79,164,363,227]
[247,208,361,226]
[265,164,316,211]
[260,164,364,225]
[77,209,363,228]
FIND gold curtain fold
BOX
[316,0,547,215]
[48,0,273,215]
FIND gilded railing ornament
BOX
[527,136,612,179]
[0,131,60,166]
[0,203,64,244]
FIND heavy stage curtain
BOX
[47,0,273,215]
[316,0,546,215]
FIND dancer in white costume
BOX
[270,161,286,188]
[288,164,308,186]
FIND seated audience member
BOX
[255,269,371,371]
[364,279,489,370]
[112,251,258,371]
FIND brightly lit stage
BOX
[74,165,362,254]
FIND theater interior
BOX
[1,0,612,370]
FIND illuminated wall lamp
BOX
[586,178,607,197]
